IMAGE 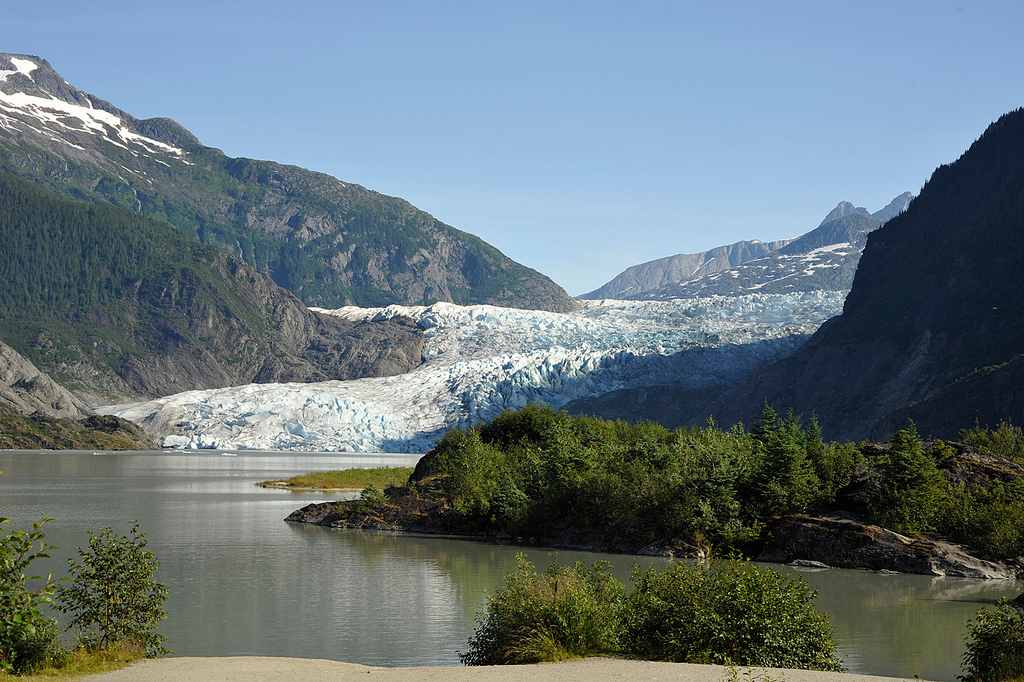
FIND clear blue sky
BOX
[5,1,1023,294]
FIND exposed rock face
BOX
[758,515,1021,580]
[0,53,573,312]
[0,341,89,418]
[582,239,786,299]
[582,193,912,301]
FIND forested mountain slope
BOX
[0,172,423,403]
[0,53,573,311]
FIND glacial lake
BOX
[1,450,1019,681]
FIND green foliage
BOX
[410,406,1024,561]
[0,518,62,674]
[420,405,860,553]
[862,423,948,534]
[940,480,1024,560]
[752,407,820,516]
[462,557,841,671]
[961,422,1024,466]
[621,561,842,671]
[460,555,625,665]
[56,525,168,657]
[961,602,1024,681]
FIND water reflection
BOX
[0,451,1018,679]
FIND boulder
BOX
[759,515,1019,580]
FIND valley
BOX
[101,293,841,451]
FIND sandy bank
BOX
[85,656,930,681]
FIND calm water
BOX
[0,451,1019,681]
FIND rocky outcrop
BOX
[0,413,153,450]
[0,53,573,312]
[758,515,1021,580]
[0,341,89,418]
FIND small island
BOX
[260,467,414,492]
[287,405,1024,580]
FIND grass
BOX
[0,643,144,680]
[259,466,415,491]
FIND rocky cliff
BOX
[0,341,89,418]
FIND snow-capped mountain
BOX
[102,294,844,452]
[0,53,573,312]
[584,193,913,300]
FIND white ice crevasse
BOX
[101,293,845,453]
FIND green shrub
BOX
[961,421,1024,466]
[621,561,842,671]
[0,517,63,674]
[961,601,1024,681]
[56,524,169,657]
[460,555,624,665]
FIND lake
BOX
[0,450,1019,681]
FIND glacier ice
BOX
[102,293,844,453]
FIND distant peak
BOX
[819,201,870,226]
[872,192,914,223]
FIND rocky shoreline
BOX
[286,503,1023,581]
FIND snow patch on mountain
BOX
[102,294,844,453]
[0,57,39,82]
[0,88,187,158]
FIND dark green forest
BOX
[383,406,1024,561]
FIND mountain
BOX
[576,109,1024,439]
[0,340,88,418]
[583,193,913,300]
[0,53,573,312]
[581,239,788,299]
[0,171,424,404]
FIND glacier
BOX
[101,293,845,453]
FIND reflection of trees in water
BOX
[292,524,1023,679]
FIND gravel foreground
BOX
[84,657,930,681]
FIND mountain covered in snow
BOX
[102,294,844,452]
[0,53,573,312]
[583,193,913,300]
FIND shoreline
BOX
[286,503,1024,581]
[84,656,932,681]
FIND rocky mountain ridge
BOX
[584,193,913,300]
[0,53,573,312]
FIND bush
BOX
[460,555,624,665]
[621,561,842,671]
[56,524,169,657]
[961,601,1024,682]
[0,517,63,674]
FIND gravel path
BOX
[85,657,931,681]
